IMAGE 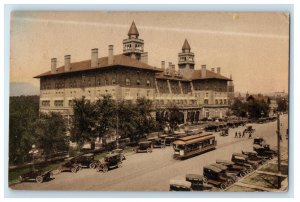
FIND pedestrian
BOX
[235,131,238,138]
[248,132,252,139]
[239,132,242,138]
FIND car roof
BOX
[216,159,234,165]
[186,174,203,180]
[139,141,152,144]
[82,153,94,157]
[204,165,222,172]
[105,153,119,158]
[210,163,228,170]
[170,180,191,188]
[232,153,248,158]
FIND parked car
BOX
[231,153,258,171]
[242,150,266,164]
[135,141,153,153]
[253,144,277,159]
[210,163,237,184]
[203,165,231,190]
[253,137,265,146]
[185,174,205,190]
[75,153,98,169]
[151,137,166,148]
[216,159,248,177]
[19,169,52,183]
[59,158,81,173]
[96,153,122,172]
[169,179,191,191]
[164,136,176,146]
[110,148,126,161]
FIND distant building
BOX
[34,21,232,124]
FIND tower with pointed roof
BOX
[177,39,195,78]
[123,21,144,60]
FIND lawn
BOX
[242,173,286,189]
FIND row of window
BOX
[215,99,227,105]
[42,78,152,89]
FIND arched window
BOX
[137,79,141,85]
[112,79,116,85]
[126,78,131,86]
[146,80,151,87]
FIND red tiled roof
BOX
[34,54,163,78]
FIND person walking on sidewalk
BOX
[235,131,238,138]
[239,131,242,138]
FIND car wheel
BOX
[247,168,254,173]
[147,148,151,153]
[96,167,101,172]
[203,176,208,183]
[36,176,43,183]
[117,162,122,168]
[240,171,247,177]
[71,167,78,173]
[228,179,234,185]
[220,183,227,190]
[102,166,108,173]
[89,163,96,169]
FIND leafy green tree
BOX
[34,112,69,157]
[247,100,270,119]
[9,96,39,165]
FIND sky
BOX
[10,12,289,94]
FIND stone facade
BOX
[35,21,234,123]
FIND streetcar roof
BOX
[173,133,214,145]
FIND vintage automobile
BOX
[135,141,153,153]
[96,153,122,172]
[203,165,232,190]
[59,158,81,173]
[231,153,259,170]
[164,136,176,146]
[216,159,249,177]
[242,150,266,164]
[185,174,204,190]
[220,128,229,136]
[151,137,166,148]
[253,144,277,159]
[243,125,255,134]
[75,153,98,169]
[253,137,265,145]
[210,163,237,183]
[169,179,192,191]
[19,169,52,183]
[110,148,126,161]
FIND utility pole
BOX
[277,112,281,189]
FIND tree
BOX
[247,100,270,119]
[167,104,183,132]
[34,112,69,157]
[71,97,96,149]
[94,95,117,143]
[135,97,156,140]
[277,98,288,112]
[9,95,39,165]
[117,100,138,140]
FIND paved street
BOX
[11,115,288,191]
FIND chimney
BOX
[201,64,206,78]
[217,67,221,74]
[51,58,57,74]
[64,55,71,72]
[108,45,114,65]
[91,48,98,68]
[211,68,215,72]
[161,61,165,69]
[141,52,148,64]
